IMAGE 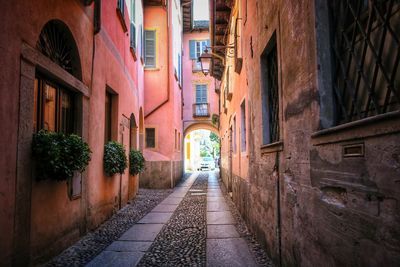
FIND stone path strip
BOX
[86,173,199,267]
[206,172,259,267]
[44,188,172,267]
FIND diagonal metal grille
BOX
[267,44,280,143]
[330,0,400,124]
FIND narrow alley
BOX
[45,171,272,267]
[1,0,399,266]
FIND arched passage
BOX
[183,123,220,172]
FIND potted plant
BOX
[103,141,127,176]
[32,130,92,181]
[129,149,145,175]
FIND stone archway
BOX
[183,122,220,172]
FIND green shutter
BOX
[189,40,196,59]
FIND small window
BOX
[145,128,156,148]
[105,91,113,142]
[240,100,246,152]
[260,33,279,144]
[129,0,136,49]
[33,76,75,134]
[144,30,156,68]
[116,0,127,32]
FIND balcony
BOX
[192,59,202,72]
[193,103,210,117]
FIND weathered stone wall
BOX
[218,0,400,266]
[140,160,183,189]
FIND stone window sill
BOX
[260,141,283,154]
[311,110,400,146]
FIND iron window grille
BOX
[261,34,279,144]
[329,0,400,124]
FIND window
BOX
[195,84,208,103]
[240,100,246,152]
[33,76,75,134]
[194,84,209,117]
[328,0,400,124]
[145,128,156,148]
[129,0,136,49]
[260,33,279,144]
[189,40,210,71]
[117,0,127,32]
[144,30,156,68]
[105,91,112,142]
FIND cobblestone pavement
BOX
[137,173,208,267]
[43,188,173,267]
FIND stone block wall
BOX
[140,160,183,189]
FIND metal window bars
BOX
[330,0,400,124]
[266,44,279,143]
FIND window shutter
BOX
[189,40,196,59]
[130,23,136,48]
[145,30,156,67]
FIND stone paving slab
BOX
[151,204,179,212]
[119,224,164,241]
[207,238,257,267]
[207,192,223,197]
[207,225,240,239]
[160,197,183,205]
[168,191,187,198]
[207,211,236,224]
[137,212,173,224]
[207,200,230,211]
[207,196,226,202]
[85,251,144,267]
[105,241,152,252]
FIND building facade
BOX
[0,0,146,265]
[182,0,219,171]
[139,0,184,189]
[212,0,400,266]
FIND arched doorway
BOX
[183,123,220,173]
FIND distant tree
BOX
[209,132,219,143]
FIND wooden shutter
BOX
[189,40,196,59]
[130,23,136,48]
[196,85,207,103]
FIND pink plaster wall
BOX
[143,2,182,162]
[182,31,218,135]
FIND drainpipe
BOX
[275,151,282,267]
[144,1,170,118]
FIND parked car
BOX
[197,157,215,171]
